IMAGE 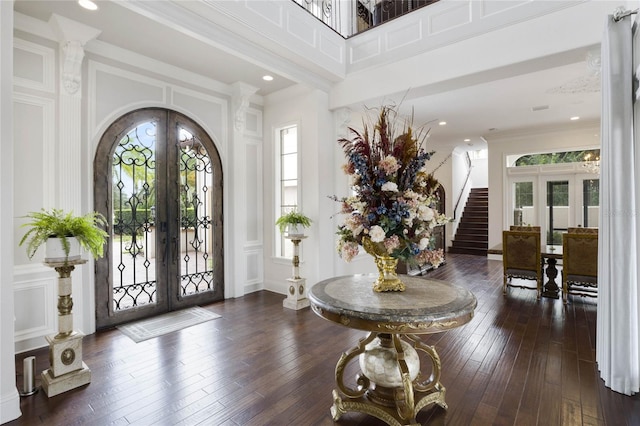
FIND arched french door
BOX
[94,108,223,329]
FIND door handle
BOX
[161,237,167,266]
[172,237,178,265]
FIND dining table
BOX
[488,243,563,299]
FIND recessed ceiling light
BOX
[438,121,447,126]
[531,105,549,111]
[262,75,274,81]
[78,0,98,10]
[570,116,580,121]
[464,138,471,142]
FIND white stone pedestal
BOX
[283,236,309,310]
[42,259,91,397]
[42,332,91,397]
[283,277,310,310]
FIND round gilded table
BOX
[308,274,477,426]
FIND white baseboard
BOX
[263,279,287,295]
[0,388,21,424]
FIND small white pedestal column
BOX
[41,259,91,397]
[283,235,309,310]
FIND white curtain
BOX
[596,13,640,396]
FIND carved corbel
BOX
[61,41,84,95]
[232,82,259,130]
[48,14,101,96]
[336,107,352,139]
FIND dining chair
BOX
[502,230,542,299]
[510,225,541,232]
[562,232,598,304]
[567,227,598,234]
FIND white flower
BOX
[381,182,398,192]
[419,205,434,221]
[419,238,430,250]
[369,225,386,242]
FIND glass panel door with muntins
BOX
[513,181,535,226]
[546,180,569,244]
[95,109,224,328]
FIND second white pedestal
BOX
[283,277,310,310]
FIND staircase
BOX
[449,187,488,256]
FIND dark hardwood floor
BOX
[9,253,640,425]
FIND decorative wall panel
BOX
[319,35,343,64]
[12,94,55,266]
[89,62,166,134]
[480,0,528,18]
[350,38,381,64]
[386,22,423,51]
[244,249,263,287]
[287,14,316,47]
[13,38,55,93]
[172,88,227,158]
[244,108,262,138]
[245,142,260,243]
[14,276,56,342]
[246,0,283,26]
[429,1,471,35]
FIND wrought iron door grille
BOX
[178,130,216,297]
[112,121,157,311]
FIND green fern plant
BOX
[19,208,109,260]
[275,209,312,234]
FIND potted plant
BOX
[19,208,109,262]
[276,209,312,237]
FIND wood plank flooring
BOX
[9,253,640,425]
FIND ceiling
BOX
[13,0,602,152]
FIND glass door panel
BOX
[546,180,569,244]
[177,128,216,299]
[513,181,535,226]
[111,120,160,311]
[581,178,600,228]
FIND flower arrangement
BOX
[333,105,450,268]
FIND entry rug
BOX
[117,306,221,343]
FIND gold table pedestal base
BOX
[331,386,447,426]
[330,332,447,426]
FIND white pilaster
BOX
[231,82,258,297]
[0,1,22,422]
[48,14,101,212]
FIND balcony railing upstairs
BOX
[292,0,439,38]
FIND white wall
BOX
[262,85,335,293]
[470,156,488,188]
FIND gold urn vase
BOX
[363,238,406,292]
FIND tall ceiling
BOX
[13,0,604,152]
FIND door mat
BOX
[117,306,221,343]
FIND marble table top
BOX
[308,274,477,334]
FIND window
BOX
[514,149,600,166]
[276,125,298,258]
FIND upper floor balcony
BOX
[292,0,439,38]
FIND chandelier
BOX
[583,152,600,174]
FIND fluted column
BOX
[49,14,100,211]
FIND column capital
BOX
[48,14,101,95]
